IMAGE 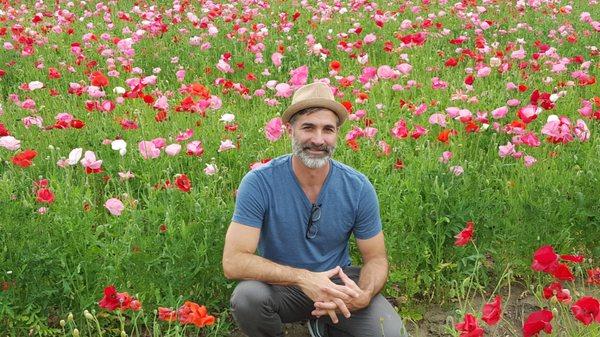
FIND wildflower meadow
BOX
[1,0,599,336]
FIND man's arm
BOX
[222,221,359,315]
[356,231,389,300]
[222,221,305,284]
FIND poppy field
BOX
[1,0,599,336]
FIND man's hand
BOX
[311,268,372,318]
[298,266,359,323]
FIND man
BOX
[222,82,408,337]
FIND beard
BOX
[292,137,336,169]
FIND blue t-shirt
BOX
[232,154,382,272]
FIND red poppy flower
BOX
[329,60,341,72]
[482,295,502,325]
[464,75,474,86]
[437,129,456,143]
[454,313,484,337]
[560,254,584,263]
[175,174,192,192]
[70,119,85,129]
[177,301,215,328]
[341,101,353,113]
[552,263,574,282]
[394,159,404,170]
[543,282,571,303]
[531,245,559,274]
[587,268,600,285]
[571,297,600,325]
[90,71,109,87]
[11,149,37,168]
[523,309,553,337]
[98,285,120,310]
[454,221,474,247]
[98,285,141,311]
[445,58,458,67]
[36,188,55,204]
[0,123,10,136]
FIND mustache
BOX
[303,145,331,153]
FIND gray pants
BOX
[230,267,408,337]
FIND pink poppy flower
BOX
[450,165,464,176]
[520,132,541,147]
[378,140,391,156]
[186,141,204,156]
[104,198,125,216]
[399,61,416,75]
[21,99,36,110]
[428,113,447,127]
[391,120,408,139]
[364,127,378,139]
[80,151,102,171]
[165,144,182,156]
[491,106,508,119]
[271,52,283,68]
[574,119,590,142]
[438,151,453,164]
[498,142,516,158]
[138,141,160,159]
[153,96,169,110]
[204,164,217,175]
[524,155,537,167]
[275,83,293,98]
[176,129,193,142]
[218,139,236,152]
[377,65,397,79]
[289,65,308,86]
[176,69,186,82]
[22,116,44,129]
[265,117,284,141]
[151,138,166,149]
[476,66,491,77]
[363,33,377,44]
[0,136,21,151]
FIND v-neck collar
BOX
[287,155,333,208]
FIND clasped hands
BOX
[300,266,371,324]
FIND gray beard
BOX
[292,138,335,169]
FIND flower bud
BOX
[121,331,127,337]
[73,328,80,337]
[59,320,66,327]
[67,313,74,322]
[84,310,94,320]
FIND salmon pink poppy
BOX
[177,301,215,328]
[158,307,178,322]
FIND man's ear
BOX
[285,122,293,136]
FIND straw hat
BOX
[281,82,348,125]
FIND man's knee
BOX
[230,280,273,314]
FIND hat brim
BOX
[282,98,348,125]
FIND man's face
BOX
[288,109,339,169]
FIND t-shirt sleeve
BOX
[232,171,266,228]
[353,179,382,240]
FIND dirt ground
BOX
[229,283,599,336]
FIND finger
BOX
[328,284,359,299]
[311,309,327,317]
[323,266,341,278]
[322,287,351,301]
[314,301,338,310]
[332,297,351,318]
[339,269,358,288]
[327,309,339,324]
